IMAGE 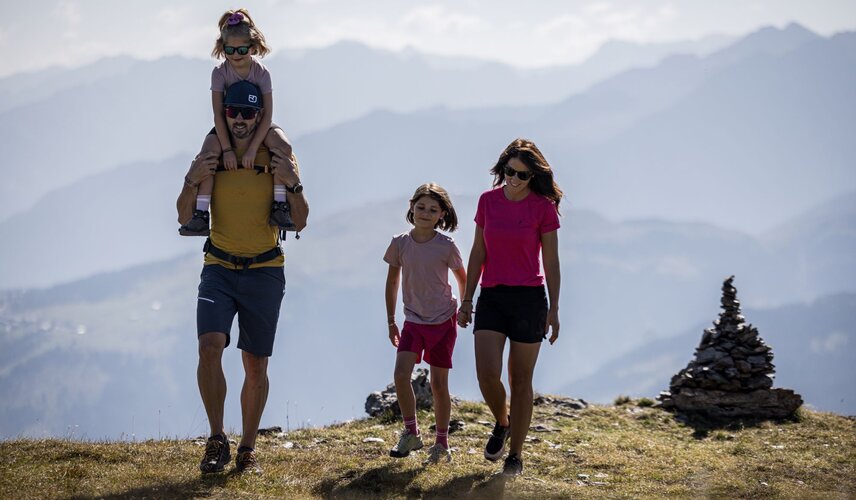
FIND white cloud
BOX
[53,0,82,41]
[810,332,848,353]
[401,6,486,35]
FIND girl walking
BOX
[384,184,467,464]
[457,138,563,476]
[180,8,295,236]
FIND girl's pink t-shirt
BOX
[383,231,464,325]
[475,187,560,288]
[210,58,273,94]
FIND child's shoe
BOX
[179,210,210,236]
[389,430,423,458]
[422,443,452,465]
[269,201,296,230]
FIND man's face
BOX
[225,106,261,139]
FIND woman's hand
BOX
[546,307,560,344]
[223,150,238,170]
[388,322,400,347]
[457,301,473,328]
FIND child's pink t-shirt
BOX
[210,58,273,94]
[475,187,560,288]
[383,231,464,325]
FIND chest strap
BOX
[203,238,282,270]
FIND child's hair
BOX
[407,183,458,232]
[490,138,564,214]
[211,9,271,59]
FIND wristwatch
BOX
[286,182,303,194]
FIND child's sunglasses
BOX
[503,165,534,181]
[223,44,252,56]
[225,106,259,120]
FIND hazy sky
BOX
[3,1,855,77]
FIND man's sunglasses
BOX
[225,106,259,120]
[223,44,252,56]
[503,165,534,181]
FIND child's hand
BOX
[223,150,238,170]
[241,147,258,169]
[457,301,473,328]
[388,323,400,347]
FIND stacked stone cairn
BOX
[365,368,434,417]
[659,276,802,420]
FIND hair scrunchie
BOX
[226,12,244,25]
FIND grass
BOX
[1,398,854,499]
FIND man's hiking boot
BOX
[199,435,230,473]
[502,453,523,476]
[269,201,297,230]
[422,443,452,465]
[234,448,262,474]
[389,430,423,458]
[179,210,210,236]
[484,419,510,461]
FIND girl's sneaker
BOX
[269,201,296,230]
[422,443,452,465]
[179,210,211,236]
[389,430,423,458]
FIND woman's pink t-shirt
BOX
[210,58,273,94]
[475,187,560,288]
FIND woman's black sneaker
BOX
[502,453,523,476]
[484,419,510,461]
[199,435,230,473]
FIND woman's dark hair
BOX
[490,138,564,214]
[406,183,458,232]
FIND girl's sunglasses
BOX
[223,45,252,56]
[225,106,259,120]
[503,165,534,181]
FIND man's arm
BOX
[270,147,309,232]
[177,137,219,225]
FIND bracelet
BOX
[388,321,396,327]
[461,299,473,304]
[184,176,197,188]
[222,148,233,153]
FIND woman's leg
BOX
[474,330,509,426]
[506,340,542,456]
[429,366,450,445]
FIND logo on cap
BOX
[249,95,258,104]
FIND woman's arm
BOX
[457,226,486,327]
[385,264,402,347]
[242,92,273,168]
[541,230,561,344]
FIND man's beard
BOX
[231,121,256,139]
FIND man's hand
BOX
[223,150,238,170]
[270,147,300,187]
[186,152,219,186]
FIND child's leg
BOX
[196,135,221,210]
[393,351,420,433]
[264,127,293,202]
[429,366,451,447]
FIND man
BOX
[177,80,308,474]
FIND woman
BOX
[458,138,563,477]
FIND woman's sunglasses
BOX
[223,45,252,56]
[503,165,534,181]
[225,106,259,120]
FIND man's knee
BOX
[198,333,227,360]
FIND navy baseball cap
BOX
[224,80,262,109]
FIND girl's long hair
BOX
[407,183,458,232]
[211,8,271,59]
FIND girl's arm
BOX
[452,267,467,305]
[242,92,273,169]
[457,226,486,328]
[212,91,237,170]
[385,264,402,347]
[541,230,561,344]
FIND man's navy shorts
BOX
[473,285,547,344]
[197,264,286,357]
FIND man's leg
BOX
[239,350,270,451]
[197,332,228,437]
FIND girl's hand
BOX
[223,150,238,170]
[388,323,400,347]
[457,301,473,328]
[241,147,258,169]
[545,308,560,344]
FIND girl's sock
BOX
[435,427,449,448]
[274,185,287,203]
[403,415,419,436]
[196,195,211,212]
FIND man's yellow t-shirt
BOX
[204,145,285,269]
